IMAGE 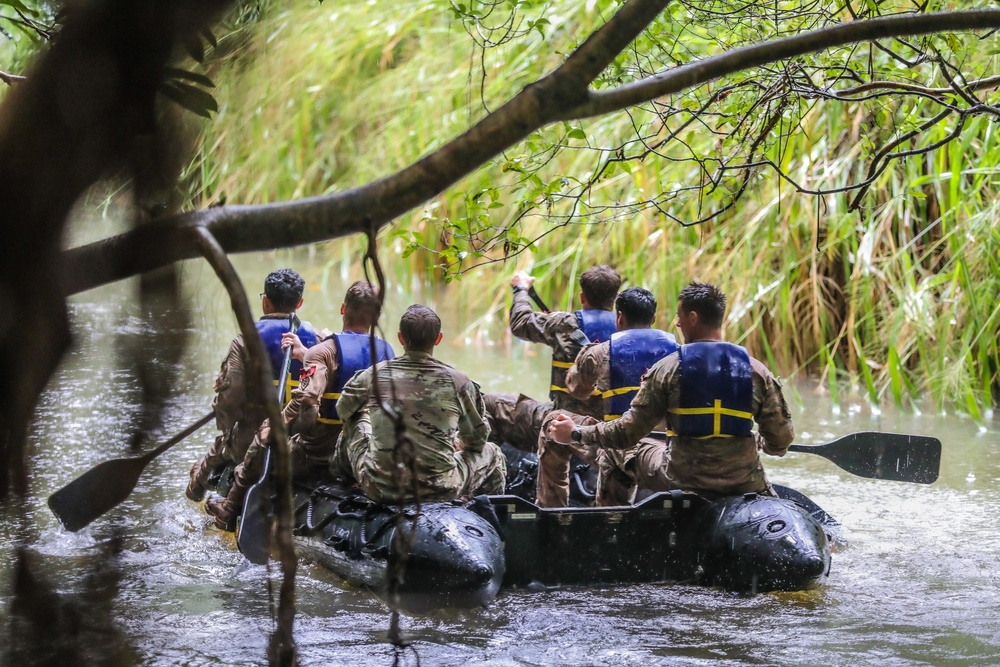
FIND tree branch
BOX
[62,9,1000,296]
[570,10,1000,119]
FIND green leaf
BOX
[567,128,586,141]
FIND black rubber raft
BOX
[288,464,836,613]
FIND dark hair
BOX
[399,304,441,350]
[264,269,305,311]
[615,287,656,326]
[343,280,382,328]
[579,265,621,310]
[677,282,727,328]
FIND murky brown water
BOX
[4,249,1000,666]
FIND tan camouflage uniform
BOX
[187,313,290,497]
[336,350,505,503]
[577,351,793,499]
[536,341,640,507]
[283,338,345,475]
[484,290,607,451]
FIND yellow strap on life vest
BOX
[667,399,753,438]
[600,386,638,400]
[603,414,622,421]
[317,417,344,425]
[550,385,601,396]
[551,360,574,369]
[321,391,342,400]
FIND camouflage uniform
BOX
[577,351,793,499]
[335,350,505,504]
[484,290,607,451]
[535,341,639,507]
[187,313,315,500]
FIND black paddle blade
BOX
[48,456,149,532]
[237,448,272,565]
[789,431,941,484]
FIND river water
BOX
[3,250,999,666]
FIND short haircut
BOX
[264,269,305,311]
[677,282,727,328]
[579,265,621,310]
[343,280,382,327]
[399,304,441,350]
[615,287,657,326]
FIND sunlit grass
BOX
[178,0,1000,415]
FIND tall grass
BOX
[181,0,999,414]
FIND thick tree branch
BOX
[0,70,27,85]
[570,10,1000,119]
[62,9,1000,296]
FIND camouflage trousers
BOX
[598,438,776,500]
[535,410,632,508]
[483,393,552,452]
[336,413,506,504]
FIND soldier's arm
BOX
[456,376,491,453]
[335,366,373,422]
[282,343,336,429]
[212,336,246,432]
[578,356,673,449]
[508,290,552,344]
[566,341,603,400]
[751,360,794,456]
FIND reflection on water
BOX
[3,250,1000,666]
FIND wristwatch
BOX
[570,427,582,443]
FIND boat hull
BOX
[491,489,831,593]
[291,485,506,612]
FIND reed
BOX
[173,0,999,414]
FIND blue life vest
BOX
[256,317,319,402]
[318,332,396,425]
[574,309,617,345]
[549,309,618,401]
[603,328,678,420]
[667,342,754,438]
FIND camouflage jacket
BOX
[509,290,604,419]
[336,350,491,497]
[282,337,341,459]
[578,350,793,497]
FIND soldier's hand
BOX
[281,332,307,361]
[546,413,576,444]
[510,271,535,289]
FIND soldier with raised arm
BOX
[547,282,794,499]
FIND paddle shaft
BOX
[527,286,550,313]
[236,314,298,563]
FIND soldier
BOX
[534,287,677,507]
[484,265,621,452]
[205,280,393,530]
[547,282,794,500]
[186,269,319,503]
[335,304,505,503]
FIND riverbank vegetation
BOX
[176,0,1000,415]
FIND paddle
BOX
[527,286,550,313]
[649,430,940,484]
[236,314,299,564]
[48,411,215,531]
[788,431,941,484]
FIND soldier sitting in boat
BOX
[484,265,621,454]
[534,287,678,507]
[333,304,506,503]
[206,280,393,530]
[547,282,794,500]
[186,269,320,503]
